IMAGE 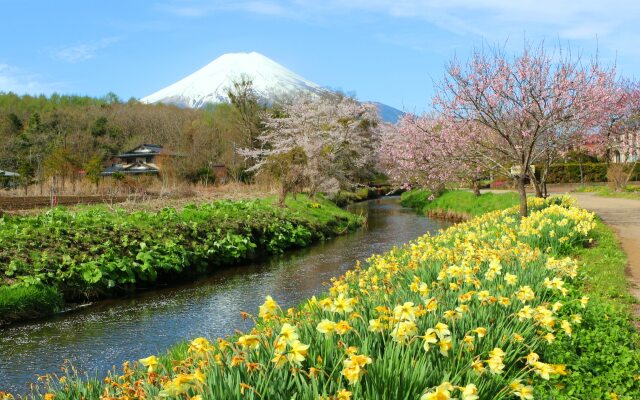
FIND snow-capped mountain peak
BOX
[141,52,328,107]
[141,51,404,123]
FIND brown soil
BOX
[3,183,277,216]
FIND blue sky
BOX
[1,0,639,112]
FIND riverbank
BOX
[0,195,363,325]
[0,197,446,395]
[400,189,519,221]
[26,195,640,399]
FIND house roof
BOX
[0,169,19,177]
[101,161,160,176]
[117,144,168,158]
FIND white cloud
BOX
[159,1,291,18]
[305,0,640,40]
[0,64,61,95]
[53,37,120,63]
[159,0,640,41]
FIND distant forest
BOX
[0,82,264,193]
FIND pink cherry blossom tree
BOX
[593,80,640,190]
[378,114,486,196]
[591,80,640,162]
[240,95,380,205]
[434,43,616,217]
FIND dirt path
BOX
[565,193,640,299]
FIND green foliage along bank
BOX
[401,190,519,219]
[0,196,362,324]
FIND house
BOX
[102,144,173,176]
[0,169,19,178]
[612,131,639,163]
[211,164,228,182]
[0,169,19,189]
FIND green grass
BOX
[0,285,64,324]
[401,189,519,217]
[398,188,434,210]
[536,220,640,399]
[576,221,635,308]
[0,195,363,324]
[575,185,640,200]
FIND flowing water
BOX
[0,197,450,394]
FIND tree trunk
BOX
[578,156,584,185]
[278,184,288,207]
[541,163,550,199]
[517,175,528,218]
[531,176,543,198]
[471,180,481,196]
[624,160,638,187]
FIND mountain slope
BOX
[142,52,404,123]
[372,102,405,124]
[142,52,328,107]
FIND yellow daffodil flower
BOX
[460,383,479,400]
[139,355,159,373]
[316,319,336,334]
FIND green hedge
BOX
[535,163,640,184]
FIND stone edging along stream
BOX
[426,209,471,223]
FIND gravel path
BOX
[568,193,640,300]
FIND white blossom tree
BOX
[240,95,380,205]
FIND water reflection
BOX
[0,197,450,393]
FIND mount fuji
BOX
[141,52,404,123]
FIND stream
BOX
[0,197,451,394]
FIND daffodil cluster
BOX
[39,196,596,399]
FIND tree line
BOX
[0,82,264,194]
[0,78,383,202]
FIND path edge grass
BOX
[538,219,640,399]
